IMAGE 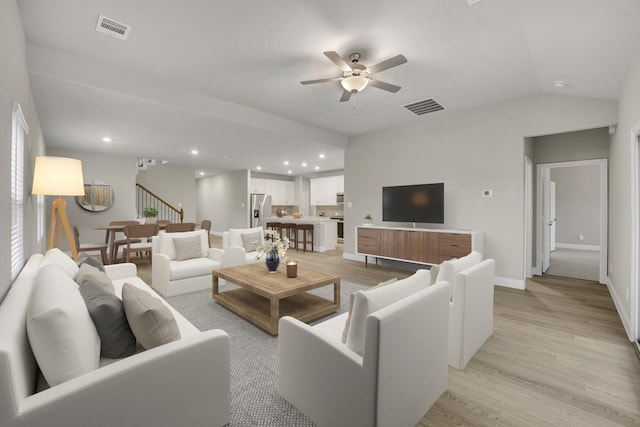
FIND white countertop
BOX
[269,216,337,224]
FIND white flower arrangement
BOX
[256,229,290,259]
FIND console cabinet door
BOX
[438,233,472,262]
[357,228,382,256]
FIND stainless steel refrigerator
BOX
[250,193,272,227]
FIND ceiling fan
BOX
[301,51,407,102]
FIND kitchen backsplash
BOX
[314,205,344,217]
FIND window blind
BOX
[11,102,29,281]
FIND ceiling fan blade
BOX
[367,54,407,74]
[339,90,352,102]
[324,51,352,72]
[300,77,341,85]
[368,79,402,93]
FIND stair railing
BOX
[136,183,184,223]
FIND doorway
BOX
[535,159,608,284]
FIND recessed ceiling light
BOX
[315,166,320,170]
[256,166,262,170]
[319,154,325,159]
[302,162,307,167]
[287,170,292,174]
[199,171,205,176]
[284,161,289,165]
[102,137,112,142]
[224,155,233,160]
[191,149,198,155]
[554,80,568,88]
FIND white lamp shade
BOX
[32,156,85,196]
[341,75,369,93]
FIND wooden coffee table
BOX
[212,262,340,335]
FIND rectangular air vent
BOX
[96,14,131,40]
[403,98,445,116]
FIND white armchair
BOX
[278,279,451,427]
[221,226,265,267]
[436,251,495,369]
[151,230,224,296]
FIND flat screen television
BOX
[382,183,444,224]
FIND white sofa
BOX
[278,270,451,427]
[0,251,231,427]
[435,251,496,370]
[221,226,265,267]
[152,229,224,296]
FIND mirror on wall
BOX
[76,180,114,212]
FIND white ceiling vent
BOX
[403,98,445,116]
[96,14,131,40]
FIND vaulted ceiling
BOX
[17,0,640,177]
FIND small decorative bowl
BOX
[292,212,302,219]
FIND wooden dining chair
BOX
[165,222,197,233]
[73,226,109,264]
[109,220,142,263]
[122,223,160,263]
[201,219,212,247]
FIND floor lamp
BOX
[32,156,85,260]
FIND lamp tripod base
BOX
[48,198,78,260]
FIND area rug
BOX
[166,281,367,426]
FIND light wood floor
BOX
[131,236,640,426]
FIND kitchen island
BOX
[269,216,337,252]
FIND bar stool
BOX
[279,223,296,249]
[295,223,314,253]
[266,221,281,239]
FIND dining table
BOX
[94,222,166,264]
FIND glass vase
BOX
[265,249,280,273]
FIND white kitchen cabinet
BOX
[310,177,326,205]
[251,178,265,194]
[277,180,295,205]
[310,175,343,205]
[251,178,295,205]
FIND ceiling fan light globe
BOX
[341,75,369,93]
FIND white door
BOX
[542,168,551,272]
[550,181,556,251]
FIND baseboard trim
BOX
[343,252,365,262]
[555,243,600,251]
[494,276,526,290]
[605,277,633,341]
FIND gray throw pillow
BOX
[173,235,203,261]
[78,255,105,272]
[79,281,136,359]
[121,283,181,349]
[241,230,262,252]
[76,263,114,294]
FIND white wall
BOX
[0,0,46,300]
[196,170,250,233]
[48,147,138,248]
[345,94,617,286]
[609,41,640,334]
[136,164,197,222]
[551,165,601,246]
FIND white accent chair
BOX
[278,277,451,427]
[221,226,265,267]
[151,230,224,296]
[435,251,495,370]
